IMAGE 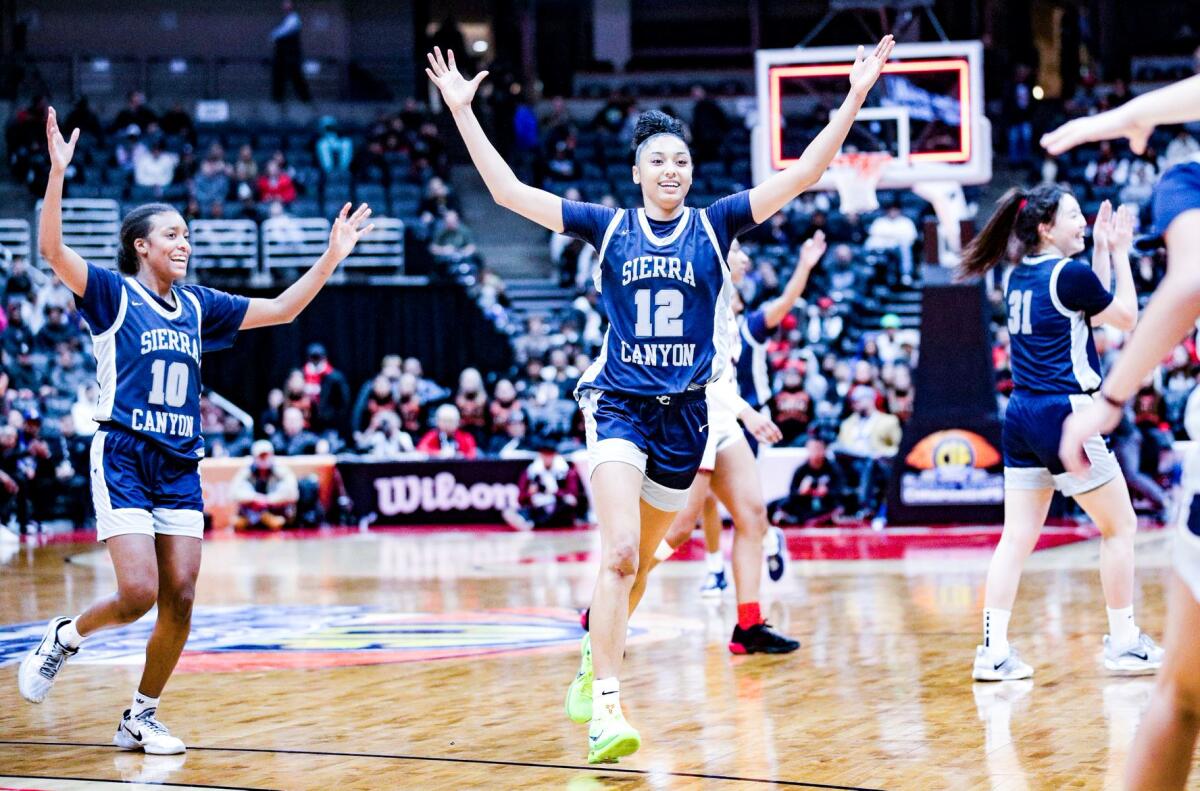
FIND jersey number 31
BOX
[1007,290,1033,335]
[148,359,189,408]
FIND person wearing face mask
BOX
[833,385,900,518]
[455,368,489,447]
[503,441,585,530]
[302,343,350,440]
[232,440,299,531]
[771,366,814,447]
[416,404,478,459]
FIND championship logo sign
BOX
[900,428,1003,505]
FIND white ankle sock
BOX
[654,539,675,562]
[1107,606,1138,648]
[56,618,83,649]
[593,677,621,720]
[983,608,1011,658]
[705,551,723,574]
[131,691,158,718]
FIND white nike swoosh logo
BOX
[132,301,143,306]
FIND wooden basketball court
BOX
[0,523,1188,789]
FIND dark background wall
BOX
[203,283,514,414]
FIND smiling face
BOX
[633,133,692,213]
[1040,193,1087,257]
[133,211,191,281]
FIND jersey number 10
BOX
[634,288,684,337]
[1007,290,1033,335]
[148,359,189,408]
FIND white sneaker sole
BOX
[114,727,186,755]
[972,665,1034,682]
[1104,659,1162,676]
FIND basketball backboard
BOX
[753,40,990,191]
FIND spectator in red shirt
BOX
[416,404,478,459]
[257,159,296,204]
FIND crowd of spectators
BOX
[12,64,1200,534]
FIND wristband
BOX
[1099,390,1125,409]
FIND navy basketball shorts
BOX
[1002,391,1119,497]
[90,427,205,541]
[1153,160,1200,238]
[577,388,708,511]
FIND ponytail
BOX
[957,184,1067,280]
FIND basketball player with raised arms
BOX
[957,187,1161,683]
[574,235,827,657]
[427,36,893,763]
[17,107,374,754]
[1044,73,1200,790]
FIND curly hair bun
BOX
[632,110,685,150]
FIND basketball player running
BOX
[17,107,374,753]
[691,237,801,597]
[957,186,1161,683]
[624,234,827,656]
[426,37,893,763]
[1044,73,1200,790]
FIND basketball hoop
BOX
[830,151,892,214]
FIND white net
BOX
[830,152,892,214]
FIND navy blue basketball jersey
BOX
[736,308,772,409]
[562,193,758,396]
[75,264,249,459]
[1004,253,1113,395]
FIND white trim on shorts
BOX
[1003,393,1119,497]
[90,430,204,542]
[699,400,743,472]
[578,389,691,512]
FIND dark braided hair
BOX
[117,203,179,275]
[632,110,688,163]
[957,184,1068,280]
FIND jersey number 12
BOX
[634,288,684,337]
[148,359,189,408]
[1008,290,1033,335]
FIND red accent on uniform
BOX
[737,602,762,630]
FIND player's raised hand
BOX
[848,35,895,98]
[1091,200,1113,251]
[798,229,827,271]
[426,47,489,113]
[45,107,79,173]
[1040,104,1153,156]
[1112,203,1135,253]
[327,202,374,262]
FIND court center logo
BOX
[0,606,692,673]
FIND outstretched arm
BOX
[38,107,88,297]
[747,36,894,224]
[1042,74,1200,156]
[762,231,826,329]
[240,203,374,329]
[426,48,564,232]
